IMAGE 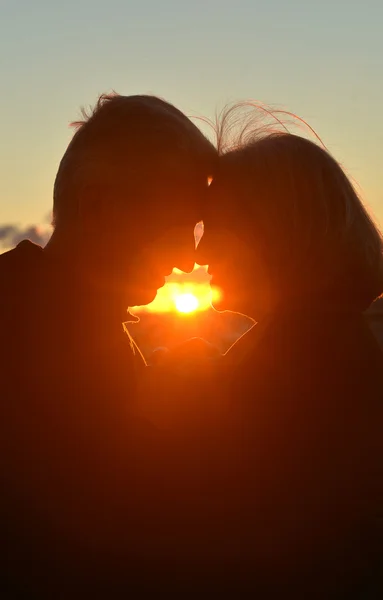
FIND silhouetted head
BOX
[198,115,383,318]
[48,93,216,311]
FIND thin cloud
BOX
[0,223,51,250]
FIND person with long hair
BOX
[193,106,383,595]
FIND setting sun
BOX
[175,293,199,314]
[130,265,222,315]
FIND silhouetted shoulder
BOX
[0,239,42,268]
[0,242,44,364]
[0,241,43,301]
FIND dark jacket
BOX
[0,241,156,595]
[218,309,383,588]
[133,307,383,597]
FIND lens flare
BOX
[174,293,199,313]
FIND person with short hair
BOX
[0,93,216,594]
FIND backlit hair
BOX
[212,103,383,311]
[53,93,216,228]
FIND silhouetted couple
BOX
[1,93,382,597]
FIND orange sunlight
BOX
[175,293,199,313]
[130,265,221,315]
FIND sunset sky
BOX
[0,0,382,235]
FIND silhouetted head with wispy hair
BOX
[48,93,216,312]
[198,103,383,318]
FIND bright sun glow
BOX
[174,292,199,314]
[130,265,222,315]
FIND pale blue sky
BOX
[1,0,382,232]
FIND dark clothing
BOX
[135,308,383,597]
[366,296,383,350]
[217,309,383,593]
[2,241,382,596]
[0,241,154,595]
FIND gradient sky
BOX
[1,0,382,231]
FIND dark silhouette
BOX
[0,93,216,595]
[192,125,383,595]
[132,120,383,596]
[366,296,383,349]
